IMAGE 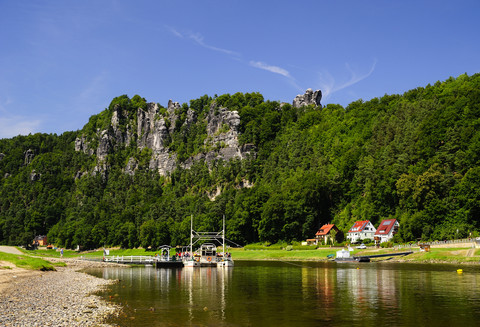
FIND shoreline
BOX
[0,258,124,327]
[233,257,480,265]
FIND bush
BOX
[380,241,394,248]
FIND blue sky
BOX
[1,0,479,138]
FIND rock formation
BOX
[74,135,94,155]
[293,88,322,108]
[72,88,325,177]
[74,97,255,177]
[30,170,41,181]
[24,149,35,165]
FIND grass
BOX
[21,248,78,258]
[244,242,322,251]
[396,247,480,263]
[230,245,480,263]
[0,251,58,271]
[16,243,480,264]
[231,247,339,261]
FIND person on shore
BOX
[60,248,64,258]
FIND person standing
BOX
[60,248,64,258]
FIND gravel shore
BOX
[0,259,123,327]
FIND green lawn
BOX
[230,248,339,261]
[0,251,61,271]
[398,247,479,263]
[230,246,480,263]
[21,248,78,258]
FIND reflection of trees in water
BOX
[94,263,480,327]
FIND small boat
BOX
[334,247,370,263]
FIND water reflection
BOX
[90,262,480,327]
[96,266,233,326]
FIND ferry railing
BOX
[103,255,156,263]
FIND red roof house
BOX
[33,235,48,246]
[347,220,376,243]
[314,224,343,245]
[374,219,399,244]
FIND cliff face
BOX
[184,102,253,168]
[74,89,320,176]
[74,98,255,176]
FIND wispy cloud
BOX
[167,26,303,92]
[318,59,377,99]
[166,25,183,38]
[249,61,291,78]
[166,26,240,57]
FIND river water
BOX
[87,261,480,327]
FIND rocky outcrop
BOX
[74,96,261,177]
[136,102,178,175]
[24,149,35,165]
[293,88,322,108]
[30,170,41,181]
[137,103,170,152]
[110,106,124,145]
[74,171,87,180]
[96,130,110,162]
[182,102,254,169]
[125,157,138,176]
[74,136,94,155]
[166,100,181,135]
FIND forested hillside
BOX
[1,73,479,249]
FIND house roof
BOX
[315,224,336,236]
[348,220,372,233]
[374,219,398,236]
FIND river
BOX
[87,261,480,326]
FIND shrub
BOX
[380,241,394,248]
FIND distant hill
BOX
[1,74,479,248]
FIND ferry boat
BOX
[183,215,234,268]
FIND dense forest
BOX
[1,73,479,249]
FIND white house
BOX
[374,219,399,244]
[347,220,376,243]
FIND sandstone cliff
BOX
[74,90,320,176]
[74,97,256,176]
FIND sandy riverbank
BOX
[0,258,124,327]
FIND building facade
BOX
[374,219,399,244]
[347,220,376,243]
